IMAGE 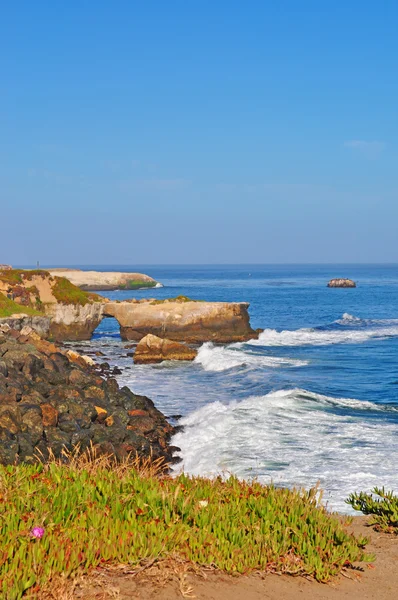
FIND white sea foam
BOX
[172,388,398,513]
[154,282,164,288]
[249,321,398,347]
[335,313,398,326]
[335,313,364,325]
[194,342,307,372]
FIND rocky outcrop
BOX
[0,328,175,465]
[134,334,197,364]
[0,316,50,338]
[48,269,160,291]
[0,270,105,342]
[0,265,12,270]
[104,298,257,343]
[46,302,105,342]
[327,278,356,288]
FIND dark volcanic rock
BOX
[0,330,175,465]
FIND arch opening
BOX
[92,316,122,341]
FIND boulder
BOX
[105,298,257,343]
[47,269,161,291]
[327,278,356,288]
[134,334,197,364]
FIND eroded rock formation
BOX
[104,298,257,343]
[0,269,104,341]
[45,302,104,342]
[48,269,160,290]
[134,334,197,364]
[0,316,50,338]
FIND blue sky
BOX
[1,1,397,265]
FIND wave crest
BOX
[249,321,398,347]
[194,342,307,372]
[172,388,398,513]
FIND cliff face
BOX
[0,316,50,338]
[104,299,257,343]
[0,269,104,342]
[48,269,160,291]
[45,302,105,342]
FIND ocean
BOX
[67,264,398,513]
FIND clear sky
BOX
[1,1,397,265]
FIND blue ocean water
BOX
[72,264,398,512]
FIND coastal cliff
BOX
[48,269,160,290]
[104,297,257,342]
[0,269,104,341]
[0,270,258,344]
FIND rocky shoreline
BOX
[0,267,261,464]
[0,325,177,466]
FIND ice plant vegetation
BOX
[0,453,373,598]
[347,487,398,533]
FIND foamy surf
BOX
[335,313,398,326]
[172,388,398,513]
[194,342,308,372]
[248,319,398,347]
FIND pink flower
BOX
[31,527,45,539]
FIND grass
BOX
[150,295,194,305]
[0,452,372,598]
[347,487,398,534]
[0,292,43,318]
[0,270,101,308]
[120,280,157,290]
[0,269,49,285]
[51,277,102,306]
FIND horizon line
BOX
[14,262,398,268]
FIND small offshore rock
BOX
[327,278,356,288]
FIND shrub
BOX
[346,487,398,534]
[51,277,102,306]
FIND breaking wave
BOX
[172,388,398,513]
[194,342,308,372]
[248,314,398,347]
